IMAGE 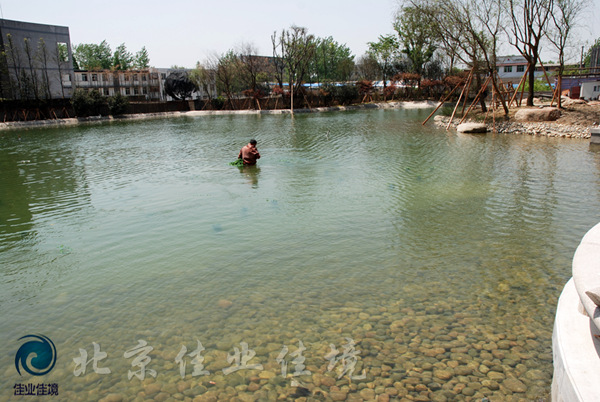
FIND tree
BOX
[583,38,600,67]
[36,38,52,99]
[507,0,554,106]
[546,0,589,108]
[73,40,112,70]
[409,0,508,114]
[54,42,69,98]
[237,42,270,93]
[215,51,242,109]
[134,46,150,69]
[113,43,133,70]
[164,70,197,100]
[394,6,438,86]
[272,25,317,112]
[311,37,355,82]
[367,34,400,88]
[190,61,216,101]
[5,34,26,98]
[355,54,380,81]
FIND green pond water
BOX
[1,109,599,401]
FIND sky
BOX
[1,0,599,69]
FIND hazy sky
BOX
[2,0,599,68]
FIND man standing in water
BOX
[238,139,261,165]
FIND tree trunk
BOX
[527,64,535,106]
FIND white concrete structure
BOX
[552,223,600,401]
[579,81,600,101]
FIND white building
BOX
[71,68,217,101]
[580,80,600,100]
[495,55,557,84]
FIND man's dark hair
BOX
[249,139,257,145]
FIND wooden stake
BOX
[509,63,530,108]
[422,77,465,125]
[459,75,492,125]
[446,69,474,130]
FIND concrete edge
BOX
[552,278,600,401]
[0,101,440,131]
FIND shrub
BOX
[107,93,129,116]
[71,89,106,117]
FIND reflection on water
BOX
[1,110,600,401]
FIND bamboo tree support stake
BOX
[492,86,497,133]
[537,60,556,107]
[422,78,465,125]
[446,69,474,130]
[458,75,492,125]
[509,63,530,108]
[460,71,475,115]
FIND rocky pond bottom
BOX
[2,109,598,401]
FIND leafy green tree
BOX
[164,70,198,100]
[583,37,600,67]
[107,92,129,115]
[134,46,150,69]
[311,37,355,82]
[394,6,438,85]
[72,88,106,116]
[367,34,400,88]
[113,43,133,70]
[73,40,112,70]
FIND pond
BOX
[1,109,599,401]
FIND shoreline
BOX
[433,115,595,139]
[2,100,596,140]
[0,101,438,131]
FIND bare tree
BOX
[53,42,69,99]
[506,0,554,106]
[410,0,508,114]
[272,26,316,113]
[37,38,51,99]
[5,33,24,98]
[546,0,589,108]
[214,51,241,109]
[190,61,216,102]
[23,38,40,100]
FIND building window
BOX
[124,74,129,82]
[142,75,147,81]
[92,74,98,81]
[81,74,88,81]
[517,65,525,72]
[104,88,110,95]
[504,66,513,73]
[125,88,131,95]
[143,88,148,94]
[134,88,139,95]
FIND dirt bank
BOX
[433,98,600,139]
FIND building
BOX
[495,55,560,85]
[73,69,162,100]
[0,18,74,99]
[72,68,217,101]
[580,80,600,100]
